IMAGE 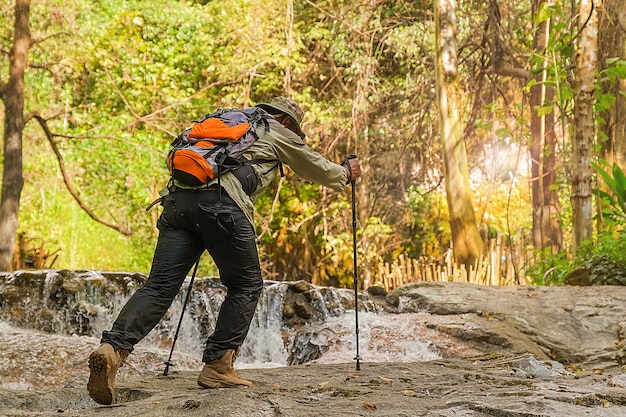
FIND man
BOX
[87,97,362,405]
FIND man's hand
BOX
[342,156,362,182]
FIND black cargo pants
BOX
[101,187,263,363]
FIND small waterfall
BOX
[310,312,442,364]
[0,270,441,368]
[238,282,290,367]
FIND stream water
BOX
[140,279,441,368]
[0,270,441,371]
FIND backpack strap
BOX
[215,143,235,205]
[231,159,283,196]
[145,196,165,211]
[243,159,284,177]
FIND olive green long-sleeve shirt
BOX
[171,117,349,229]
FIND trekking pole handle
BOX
[342,154,358,184]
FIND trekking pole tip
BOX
[163,360,174,376]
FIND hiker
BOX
[87,97,362,405]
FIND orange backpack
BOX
[167,107,272,187]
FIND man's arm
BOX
[270,124,360,191]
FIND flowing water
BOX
[100,277,441,368]
[0,270,442,380]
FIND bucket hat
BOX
[257,97,306,139]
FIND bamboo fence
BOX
[375,235,530,290]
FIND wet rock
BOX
[366,285,387,297]
[0,270,147,336]
[436,323,511,347]
[289,280,311,293]
[512,355,567,377]
[280,281,374,326]
[293,298,314,319]
[385,293,399,307]
[282,303,296,319]
[287,327,335,364]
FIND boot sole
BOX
[197,378,252,389]
[87,351,114,405]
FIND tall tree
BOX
[597,0,626,168]
[483,0,564,253]
[0,0,31,271]
[572,0,600,251]
[530,0,563,252]
[435,0,483,266]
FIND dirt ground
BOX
[1,353,626,416]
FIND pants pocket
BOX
[157,195,177,230]
[199,203,235,235]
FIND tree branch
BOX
[30,113,132,236]
[288,205,330,232]
[492,65,531,79]
[302,0,365,36]
[30,31,66,46]
[103,66,240,138]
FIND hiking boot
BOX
[197,349,253,388]
[87,343,129,405]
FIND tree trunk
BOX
[283,0,294,95]
[572,0,599,252]
[0,0,31,271]
[435,0,483,267]
[530,0,563,253]
[598,0,626,168]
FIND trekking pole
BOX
[345,154,362,371]
[163,258,200,376]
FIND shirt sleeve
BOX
[269,124,348,192]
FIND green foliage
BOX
[6,1,412,276]
[595,58,626,131]
[526,232,626,286]
[525,0,574,118]
[525,249,571,286]
[14,0,238,271]
[405,186,450,259]
[2,0,555,286]
[577,233,626,286]
[593,159,626,229]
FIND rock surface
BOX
[389,281,626,370]
[3,355,626,417]
[2,276,626,416]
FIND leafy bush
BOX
[578,233,626,286]
[526,232,626,286]
[525,249,571,286]
[593,159,626,230]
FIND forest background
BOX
[1,0,625,290]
